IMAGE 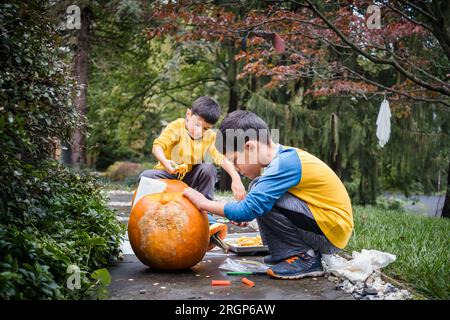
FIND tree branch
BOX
[381,1,433,32]
[297,0,450,97]
[343,67,450,107]
[399,0,438,22]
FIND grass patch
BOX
[346,206,450,299]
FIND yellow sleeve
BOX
[153,119,182,151]
[206,132,225,166]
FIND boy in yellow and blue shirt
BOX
[184,110,353,279]
[139,97,246,224]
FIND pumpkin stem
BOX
[160,193,172,204]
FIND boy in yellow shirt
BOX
[184,111,353,279]
[139,97,246,224]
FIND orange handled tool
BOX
[211,280,230,286]
[208,223,228,252]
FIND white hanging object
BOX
[376,97,391,148]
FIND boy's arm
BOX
[182,189,247,227]
[152,145,177,174]
[152,120,180,174]
[183,187,226,216]
[185,149,302,222]
[220,158,246,200]
[207,135,246,200]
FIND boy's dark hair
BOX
[217,110,272,153]
[191,96,221,124]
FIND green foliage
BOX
[0,162,125,300]
[86,5,160,168]
[87,2,230,167]
[0,1,125,299]
[87,9,225,167]
[104,161,154,183]
[87,35,228,167]
[0,1,78,163]
[90,268,112,299]
[375,196,406,212]
[246,88,449,204]
[347,206,450,299]
[82,1,448,205]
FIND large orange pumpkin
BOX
[128,179,210,270]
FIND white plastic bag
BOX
[322,249,396,282]
[132,177,167,209]
[219,258,269,273]
[376,98,391,148]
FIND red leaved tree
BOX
[147,0,450,216]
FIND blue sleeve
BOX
[224,148,302,222]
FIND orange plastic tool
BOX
[241,277,255,288]
[211,280,231,286]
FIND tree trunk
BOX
[442,157,450,218]
[330,152,342,178]
[71,6,91,168]
[329,108,342,177]
[228,85,238,113]
[141,0,151,25]
[61,141,71,166]
[219,46,239,191]
[358,118,378,205]
[218,85,237,190]
[227,46,239,113]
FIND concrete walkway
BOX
[108,253,352,300]
[383,193,445,217]
[106,190,353,300]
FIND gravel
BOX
[323,260,412,300]
[328,272,413,300]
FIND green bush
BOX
[102,161,155,189]
[0,162,125,299]
[0,1,125,299]
[105,161,143,182]
[376,196,406,212]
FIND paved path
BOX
[105,190,353,300]
[383,193,445,217]
[108,253,352,300]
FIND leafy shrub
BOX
[343,178,360,204]
[376,196,406,212]
[104,161,155,183]
[0,1,125,299]
[0,162,125,299]
[0,1,78,163]
[105,161,143,182]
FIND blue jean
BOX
[250,177,340,260]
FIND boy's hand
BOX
[231,221,248,227]
[175,163,189,180]
[163,160,178,175]
[231,179,246,201]
[183,187,208,210]
[221,158,246,200]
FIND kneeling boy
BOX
[140,97,246,224]
[184,110,353,279]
